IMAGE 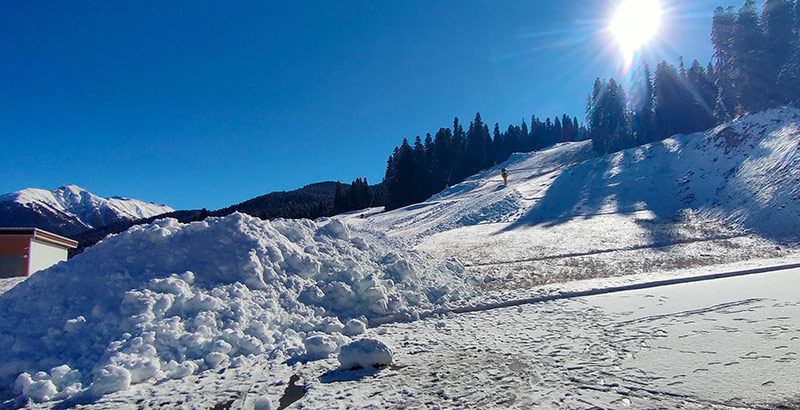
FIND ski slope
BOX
[347,107,800,293]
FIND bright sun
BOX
[610,0,662,66]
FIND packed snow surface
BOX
[0,185,173,231]
[0,213,471,404]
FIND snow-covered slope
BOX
[346,107,800,289]
[0,185,173,236]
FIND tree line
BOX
[382,113,588,210]
[589,0,800,154]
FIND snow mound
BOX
[0,213,472,403]
[338,339,393,370]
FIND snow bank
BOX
[0,213,472,403]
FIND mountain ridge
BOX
[0,185,173,237]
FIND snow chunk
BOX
[338,339,393,370]
[344,318,367,336]
[304,334,339,360]
[90,365,131,397]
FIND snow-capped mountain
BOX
[0,185,173,237]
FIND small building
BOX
[0,228,77,278]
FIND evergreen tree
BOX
[630,60,656,145]
[762,0,796,104]
[333,182,345,214]
[412,136,429,203]
[433,127,454,189]
[553,116,563,143]
[732,0,768,111]
[588,77,629,154]
[451,117,467,181]
[493,122,507,164]
[686,59,718,131]
[712,6,738,121]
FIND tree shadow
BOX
[500,142,683,243]
[497,126,797,247]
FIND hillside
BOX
[0,185,173,237]
[348,107,800,291]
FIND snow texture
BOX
[0,213,471,403]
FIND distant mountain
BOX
[0,185,173,237]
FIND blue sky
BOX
[1,0,744,210]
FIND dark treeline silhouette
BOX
[333,177,385,214]
[383,113,588,210]
[590,0,800,154]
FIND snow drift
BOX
[0,213,472,403]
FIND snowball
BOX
[91,365,131,397]
[343,318,367,336]
[254,396,274,410]
[304,335,338,360]
[338,339,393,370]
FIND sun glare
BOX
[610,0,662,67]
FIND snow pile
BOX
[0,213,472,403]
[338,339,393,370]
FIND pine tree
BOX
[433,127,453,189]
[493,122,507,164]
[588,77,629,154]
[712,6,738,121]
[451,117,467,181]
[465,113,487,173]
[631,60,656,145]
[762,0,796,103]
[412,136,428,203]
[686,60,718,131]
[333,182,345,214]
[732,0,768,111]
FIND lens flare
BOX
[610,0,662,66]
